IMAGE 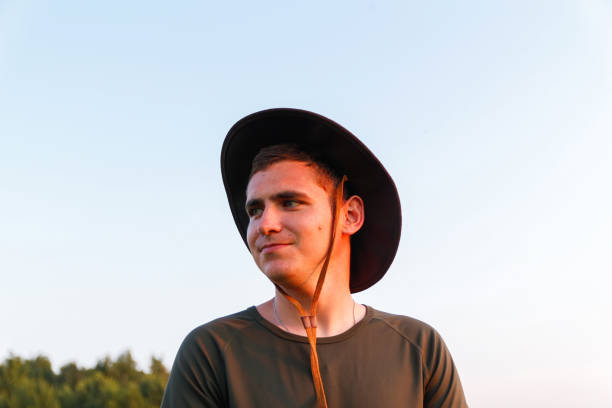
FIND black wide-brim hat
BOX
[221,108,401,293]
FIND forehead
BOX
[246,160,330,199]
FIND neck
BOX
[274,286,355,337]
[258,235,366,336]
[268,248,365,336]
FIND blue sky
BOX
[1,1,611,406]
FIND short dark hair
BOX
[249,144,350,198]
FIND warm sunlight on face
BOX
[245,161,334,287]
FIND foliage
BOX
[0,351,168,408]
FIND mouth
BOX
[260,243,291,254]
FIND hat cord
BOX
[275,175,347,408]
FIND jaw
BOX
[258,255,327,296]
[260,260,306,286]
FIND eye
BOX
[247,207,263,218]
[283,200,300,209]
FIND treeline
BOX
[0,351,168,408]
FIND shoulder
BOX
[161,308,261,407]
[367,308,468,407]
[367,307,443,352]
[366,308,455,380]
[180,307,260,353]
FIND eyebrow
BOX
[245,190,309,211]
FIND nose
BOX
[258,206,282,236]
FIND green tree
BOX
[58,362,84,390]
[0,352,169,408]
[109,351,140,384]
[72,371,120,408]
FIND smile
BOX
[260,243,291,254]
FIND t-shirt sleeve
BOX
[422,328,468,408]
[161,328,226,408]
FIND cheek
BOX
[246,224,257,252]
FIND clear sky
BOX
[1,1,611,407]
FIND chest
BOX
[221,335,425,408]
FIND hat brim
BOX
[221,108,401,293]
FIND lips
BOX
[259,243,291,254]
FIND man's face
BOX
[245,160,334,287]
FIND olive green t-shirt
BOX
[161,306,468,408]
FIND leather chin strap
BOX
[275,175,347,408]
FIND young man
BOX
[161,109,468,407]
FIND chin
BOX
[261,264,301,286]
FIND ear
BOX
[341,195,364,236]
